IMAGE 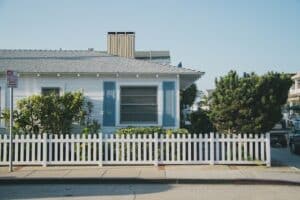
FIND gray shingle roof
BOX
[0,49,201,75]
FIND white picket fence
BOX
[0,132,271,167]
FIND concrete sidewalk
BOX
[1,165,300,185]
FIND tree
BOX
[190,109,215,133]
[181,83,197,107]
[210,71,292,134]
[180,83,197,127]
[1,92,100,135]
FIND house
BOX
[0,33,203,134]
[288,72,300,106]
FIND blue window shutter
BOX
[163,81,176,127]
[103,81,116,126]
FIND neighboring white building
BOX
[288,72,300,106]
[0,49,203,134]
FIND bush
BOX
[190,109,215,133]
[1,92,100,135]
[210,71,292,134]
[115,127,189,136]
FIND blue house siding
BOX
[103,81,116,126]
[162,81,176,127]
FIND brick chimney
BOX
[107,32,135,58]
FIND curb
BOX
[1,178,300,186]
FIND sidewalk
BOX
[1,165,300,185]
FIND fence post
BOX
[210,132,214,165]
[266,132,271,167]
[98,132,103,167]
[154,132,159,166]
[42,133,47,167]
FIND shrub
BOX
[115,127,189,136]
[1,92,100,135]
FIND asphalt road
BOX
[271,147,300,168]
[0,184,300,200]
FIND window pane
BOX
[120,86,157,124]
[42,87,60,96]
[121,96,156,104]
[121,87,156,96]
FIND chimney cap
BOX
[107,31,135,35]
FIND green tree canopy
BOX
[1,92,100,135]
[210,71,292,134]
[181,83,197,107]
[190,109,215,133]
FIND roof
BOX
[0,49,204,89]
[134,51,170,60]
[292,72,300,80]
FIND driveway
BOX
[271,147,300,168]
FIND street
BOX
[0,183,300,200]
[272,147,300,168]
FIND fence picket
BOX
[255,134,259,160]
[221,134,225,161]
[233,134,236,162]
[149,134,153,162]
[126,134,131,162]
[93,134,97,162]
[3,134,7,162]
[204,134,208,161]
[227,134,231,161]
[193,134,197,161]
[199,134,203,161]
[66,134,69,162]
[71,134,75,162]
[49,134,52,163]
[249,134,253,160]
[143,134,147,161]
[32,134,36,162]
[165,134,169,162]
[121,134,125,162]
[105,134,109,162]
[238,134,242,161]
[215,133,219,162]
[110,134,114,161]
[160,134,164,162]
[87,134,91,162]
[261,134,265,161]
[116,134,120,162]
[188,134,191,162]
[243,134,247,161]
[76,134,80,161]
[177,134,181,161]
[14,134,19,162]
[137,134,141,162]
[37,134,41,162]
[25,134,30,162]
[171,134,175,162]
[182,134,186,161]
[133,134,136,162]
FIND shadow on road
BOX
[0,183,172,200]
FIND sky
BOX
[0,0,299,91]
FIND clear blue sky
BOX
[0,0,299,90]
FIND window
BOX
[41,87,60,96]
[120,86,157,124]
